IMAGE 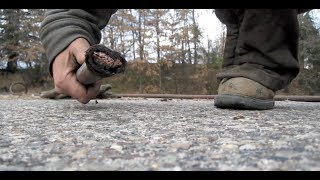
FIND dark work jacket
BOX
[39,9,118,75]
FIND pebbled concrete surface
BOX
[0,95,320,171]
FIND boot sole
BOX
[214,94,275,110]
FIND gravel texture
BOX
[0,95,320,171]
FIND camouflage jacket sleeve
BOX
[39,9,117,75]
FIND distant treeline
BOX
[0,9,320,95]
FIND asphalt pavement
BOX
[0,95,320,171]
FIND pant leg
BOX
[215,9,301,91]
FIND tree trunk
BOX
[6,52,18,73]
[192,9,198,65]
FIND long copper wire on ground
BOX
[114,94,320,102]
[68,45,320,103]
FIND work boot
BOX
[214,77,275,110]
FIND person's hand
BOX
[52,38,101,104]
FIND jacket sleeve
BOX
[297,9,313,14]
[39,9,117,75]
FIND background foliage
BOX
[1,9,319,95]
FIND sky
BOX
[197,9,223,48]
[197,9,320,48]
